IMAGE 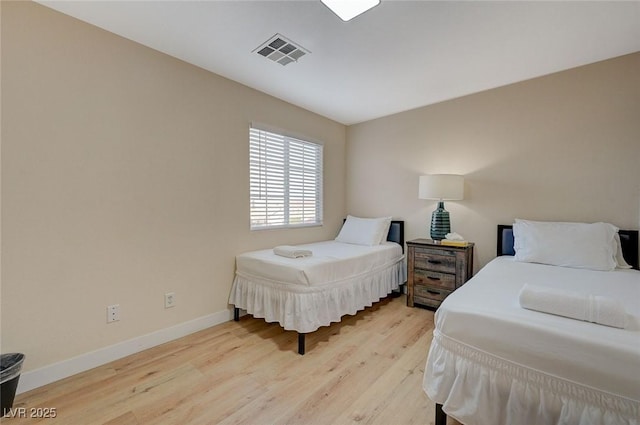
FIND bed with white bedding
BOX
[424,221,640,425]
[229,217,405,354]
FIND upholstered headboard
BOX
[387,220,405,252]
[497,224,639,270]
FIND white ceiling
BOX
[38,1,640,125]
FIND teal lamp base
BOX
[430,201,450,241]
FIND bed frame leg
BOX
[233,307,240,322]
[435,403,446,425]
[298,333,306,355]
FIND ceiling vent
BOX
[254,34,309,66]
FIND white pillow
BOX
[513,219,618,271]
[380,218,393,244]
[335,215,392,246]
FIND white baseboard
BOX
[17,308,234,394]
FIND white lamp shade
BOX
[419,174,464,200]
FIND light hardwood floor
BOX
[7,295,461,425]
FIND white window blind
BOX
[250,126,323,230]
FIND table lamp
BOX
[419,174,464,240]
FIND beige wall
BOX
[1,2,346,372]
[346,52,640,270]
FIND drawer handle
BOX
[427,276,440,281]
[427,260,442,264]
[427,290,441,295]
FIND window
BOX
[250,126,323,230]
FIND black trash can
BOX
[1,353,25,417]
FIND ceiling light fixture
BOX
[321,0,380,22]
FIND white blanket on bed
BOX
[229,240,406,333]
[236,241,402,286]
[424,256,640,425]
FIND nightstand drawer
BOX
[412,296,441,309]
[414,285,452,302]
[413,270,455,290]
[414,251,456,274]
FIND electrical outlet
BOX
[165,292,176,308]
[107,304,120,323]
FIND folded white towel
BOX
[273,245,312,259]
[518,284,628,329]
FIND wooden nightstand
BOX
[406,239,474,309]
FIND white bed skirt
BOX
[229,258,406,334]
[424,329,639,425]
